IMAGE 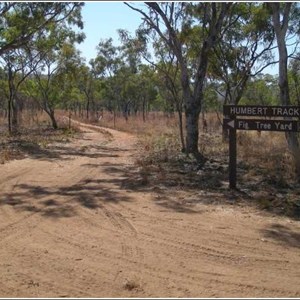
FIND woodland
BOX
[1,3,300,298]
[1,2,300,181]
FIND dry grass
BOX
[81,110,300,218]
[70,110,180,137]
[1,109,299,218]
[0,110,80,164]
[0,109,297,186]
[71,110,297,182]
[237,131,296,183]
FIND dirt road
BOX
[0,121,299,298]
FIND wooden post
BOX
[229,119,237,189]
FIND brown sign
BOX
[223,118,300,132]
[223,105,300,118]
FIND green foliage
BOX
[288,57,300,105]
[240,75,279,105]
[0,3,84,55]
[203,82,219,112]
[1,2,300,140]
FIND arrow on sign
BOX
[223,119,235,129]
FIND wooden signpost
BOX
[223,118,299,132]
[223,105,300,118]
[223,105,300,189]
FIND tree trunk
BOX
[50,111,58,129]
[177,110,185,152]
[86,98,90,120]
[183,68,207,162]
[142,99,146,122]
[286,132,300,176]
[8,95,12,134]
[277,43,300,175]
[184,92,206,162]
[7,67,15,134]
[272,3,300,178]
[185,109,199,154]
[11,96,18,133]
[180,65,204,160]
[45,109,58,129]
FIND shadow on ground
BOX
[1,177,132,219]
[261,223,300,248]
[118,155,300,220]
[19,142,123,161]
[1,126,300,220]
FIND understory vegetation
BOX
[0,3,300,218]
[80,110,300,219]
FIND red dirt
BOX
[0,121,300,298]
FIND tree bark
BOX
[86,98,90,120]
[271,3,300,177]
[45,108,58,129]
[184,93,205,161]
[8,94,12,134]
[177,110,185,153]
[11,96,18,132]
[142,98,146,123]
[127,2,230,162]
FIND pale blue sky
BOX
[76,2,144,63]
[77,2,280,75]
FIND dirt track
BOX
[0,121,300,298]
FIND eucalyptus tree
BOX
[92,38,123,124]
[54,47,85,116]
[118,29,143,75]
[117,66,138,120]
[289,57,300,106]
[155,58,185,150]
[241,74,279,106]
[32,40,84,129]
[0,2,84,56]
[139,31,185,149]
[118,26,185,148]
[125,2,233,162]
[268,2,300,176]
[0,43,47,133]
[25,14,84,129]
[209,3,276,107]
[117,30,159,121]
[115,30,140,120]
[0,2,84,131]
[0,67,9,117]
[137,64,158,122]
[76,63,96,119]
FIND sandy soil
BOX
[0,121,300,298]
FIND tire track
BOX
[74,203,296,269]
[0,211,41,241]
[0,119,299,297]
[111,201,293,259]
[34,225,297,297]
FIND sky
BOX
[76,2,144,63]
[76,2,280,75]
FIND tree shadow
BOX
[0,178,132,219]
[100,163,228,214]
[153,194,204,214]
[260,223,300,248]
[6,126,299,219]
[109,158,228,212]
[18,142,123,162]
[122,154,300,219]
[18,141,62,160]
